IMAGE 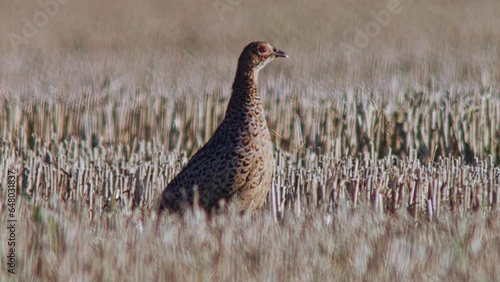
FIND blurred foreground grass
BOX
[1,202,499,281]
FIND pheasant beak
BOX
[274,49,289,58]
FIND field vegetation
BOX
[1,0,500,281]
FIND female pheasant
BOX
[158,41,288,214]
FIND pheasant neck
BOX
[225,65,262,119]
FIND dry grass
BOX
[2,202,500,281]
[1,0,500,281]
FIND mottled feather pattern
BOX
[159,41,288,214]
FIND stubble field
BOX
[1,0,500,281]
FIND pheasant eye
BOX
[257,46,267,55]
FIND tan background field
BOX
[2,0,499,91]
[1,0,500,281]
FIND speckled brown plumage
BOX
[158,41,288,214]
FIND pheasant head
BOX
[237,41,288,75]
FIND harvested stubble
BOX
[3,87,500,164]
[1,0,500,280]
[2,133,499,219]
[2,89,499,281]
[1,42,500,282]
[1,193,500,281]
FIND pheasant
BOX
[158,41,288,214]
